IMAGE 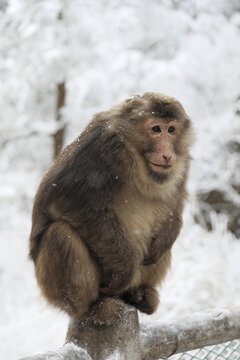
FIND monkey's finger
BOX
[142,256,157,266]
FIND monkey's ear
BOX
[184,116,191,129]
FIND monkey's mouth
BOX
[150,162,172,170]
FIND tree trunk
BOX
[54,81,66,158]
[66,304,141,360]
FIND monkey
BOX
[29,92,194,325]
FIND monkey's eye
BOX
[168,126,175,134]
[152,126,161,133]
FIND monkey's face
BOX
[142,118,183,182]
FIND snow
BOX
[105,351,124,360]
[19,343,92,360]
[0,0,240,359]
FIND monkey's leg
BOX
[35,221,100,320]
[121,285,159,314]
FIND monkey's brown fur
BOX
[29,92,194,324]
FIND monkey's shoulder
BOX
[35,126,131,217]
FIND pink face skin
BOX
[144,118,182,174]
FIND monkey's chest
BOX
[112,195,167,260]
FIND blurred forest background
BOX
[0,0,240,359]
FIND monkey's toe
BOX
[122,285,159,315]
[137,286,159,314]
[89,297,125,326]
[122,287,144,305]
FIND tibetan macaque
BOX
[29,92,194,325]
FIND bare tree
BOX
[54,81,66,158]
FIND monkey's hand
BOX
[142,254,158,266]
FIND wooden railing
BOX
[19,307,240,360]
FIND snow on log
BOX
[19,343,92,360]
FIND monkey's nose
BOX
[162,154,172,163]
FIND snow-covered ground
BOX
[0,1,240,359]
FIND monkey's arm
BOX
[143,212,182,266]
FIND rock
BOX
[195,189,240,238]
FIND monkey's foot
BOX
[122,285,159,315]
[89,297,125,326]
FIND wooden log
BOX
[65,304,141,360]
[141,308,240,360]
